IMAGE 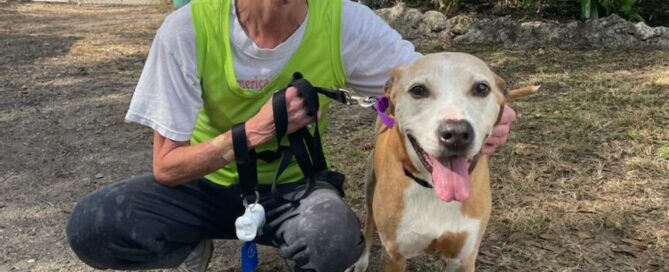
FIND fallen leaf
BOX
[577,208,598,214]
[611,246,638,258]
[539,233,559,240]
[577,231,592,239]
[526,240,542,248]
[479,250,496,257]
[621,238,647,248]
[514,143,539,155]
[541,244,560,252]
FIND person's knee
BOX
[297,190,364,272]
[66,176,155,268]
[66,189,113,268]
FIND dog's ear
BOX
[375,65,403,134]
[384,65,404,105]
[493,73,508,97]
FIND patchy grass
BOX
[328,47,669,271]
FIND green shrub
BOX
[581,0,600,19]
[600,0,644,21]
[581,0,644,21]
[404,0,462,14]
[369,0,664,25]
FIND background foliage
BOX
[366,0,669,25]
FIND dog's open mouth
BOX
[408,135,472,202]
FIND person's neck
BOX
[236,0,308,49]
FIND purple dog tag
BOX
[374,96,395,128]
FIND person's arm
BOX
[126,9,316,186]
[152,132,232,186]
[151,87,314,186]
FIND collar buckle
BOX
[338,88,376,108]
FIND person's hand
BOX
[481,105,516,155]
[246,87,317,148]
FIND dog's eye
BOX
[472,82,491,97]
[409,85,429,98]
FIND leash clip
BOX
[339,88,376,108]
[236,191,265,242]
[241,191,261,208]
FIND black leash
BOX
[232,123,260,205]
[233,73,349,204]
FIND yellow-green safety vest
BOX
[190,0,346,187]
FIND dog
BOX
[349,52,537,272]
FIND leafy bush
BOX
[362,0,666,25]
[600,0,644,21]
[402,0,462,14]
[581,0,600,19]
[580,0,643,21]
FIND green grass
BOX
[658,145,669,159]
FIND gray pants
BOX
[66,173,363,272]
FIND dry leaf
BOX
[577,208,598,214]
[539,233,559,240]
[621,238,646,248]
[527,240,542,248]
[519,196,539,203]
[577,231,592,239]
[514,143,539,155]
[479,250,496,257]
[611,246,638,258]
[541,244,560,252]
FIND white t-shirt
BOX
[125,0,421,141]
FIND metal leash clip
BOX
[236,191,265,242]
[241,191,261,208]
[338,88,377,108]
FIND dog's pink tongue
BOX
[430,157,471,202]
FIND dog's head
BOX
[385,52,506,202]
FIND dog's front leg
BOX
[380,249,406,272]
[448,253,476,272]
[347,151,377,272]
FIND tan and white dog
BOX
[349,52,536,272]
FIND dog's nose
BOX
[438,120,474,152]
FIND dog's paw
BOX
[346,252,369,272]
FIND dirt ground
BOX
[1,2,668,272]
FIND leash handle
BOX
[232,123,259,204]
[268,73,322,204]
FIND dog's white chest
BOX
[395,182,481,260]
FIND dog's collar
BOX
[374,96,395,128]
[402,165,432,188]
